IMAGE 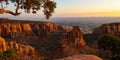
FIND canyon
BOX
[1,18,120,60]
[0,18,100,60]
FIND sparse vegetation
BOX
[98,34,120,60]
[0,49,16,60]
[0,49,41,60]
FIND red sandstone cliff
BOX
[0,23,33,38]
[0,37,38,58]
[0,23,57,38]
[93,23,120,38]
[61,26,86,48]
[60,26,87,56]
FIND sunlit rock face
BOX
[61,26,86,48]
[0,19,69,39]
[0,22,59,39]
[0,37,7,52]
[56,54,103,60]
[61,26,87,56]
[42,22,58,32]
[93,23,120,38]
[0,23,33,38]
[0,37,38,57]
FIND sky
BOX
[54,0,120,17]
[1,0,120,19]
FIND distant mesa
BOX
[93,22,120,38]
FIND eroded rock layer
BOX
[61,26,86,48]
[0,37,38,57]
[93,23,120,38]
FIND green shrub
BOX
[98,34,120,60]
[0,49,16,60]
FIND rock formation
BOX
[0,37,38,57]
[0,22,60,39]
[0,23,33,38]
[60,26,87,56]
[0,37,7,52]
[42,22,58,32]
[93,23,120,38]
[56,54,103,60]
[61,26,86,48]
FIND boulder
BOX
[57,54,103,60]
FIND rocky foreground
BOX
[57,54,102,60]
[0,18,101,60]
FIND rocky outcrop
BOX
[56,54,103,60]
[0,23,33,38]
[0,22,64,39]
[61,26,86,48]
[42,22,58,32]
[0,37,38,57]
[60,26,87,56]
[93,23,120,38]
[0,37,7,52]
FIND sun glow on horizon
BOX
[53,0,120,17]
[54,11,120,18]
